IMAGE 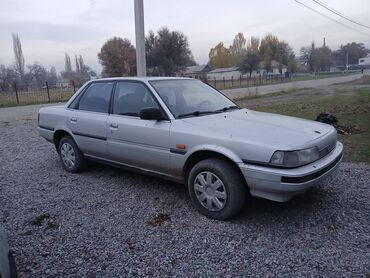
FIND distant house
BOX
[183,65,211,79]
[359,54,370,67]
[207,67,242,80]
[256,60,288,75]
[56,78,70,88]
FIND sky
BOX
[0,0,369,74]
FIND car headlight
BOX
[270,147,320,167]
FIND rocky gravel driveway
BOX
[0,107,369,277]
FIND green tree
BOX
[263,47,273,72]
[287,56,298,73]
[248,36,260,53]
[209,42,233,68]
[47,66,58,85]
[98,37,136,77]
[78,55,85,72]
[259,34,294,68]
[64,53,72,73]
[300,42,316,72]
[239,51,261,76]
[146,27,195,76]
[0,65,18,91]
[229,32,247,65]
[12,33,25,87]
[332,42,369,66]
[209,32,248,68]
[26,62,47,88]
[300,42,332,72]
[75,55,80,73]
[61,53,74,80]
[315,46,332,71]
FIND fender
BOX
[52,127,77,146]
[169,144,243,179]
[185,144,243,163]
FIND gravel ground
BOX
[0,111,369,277]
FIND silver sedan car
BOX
[38,77,343,219]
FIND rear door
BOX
[67,82,114,158]
[106,81,171,174]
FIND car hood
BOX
[180,109,334,150]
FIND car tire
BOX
[58,136,86,173]
[187,158,246,220]
[8,252,18,278]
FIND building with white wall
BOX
[207,67,242,80]
[359,55,370,67]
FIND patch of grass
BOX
[208,72,358,90]
[291,71,358,82]
[238,88,370,164]
[0,90,74,108]
[235,87,309,101]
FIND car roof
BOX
[90,76,194,82]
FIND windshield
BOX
[149,79,237,118]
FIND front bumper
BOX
[239,142,343,202]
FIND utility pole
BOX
[323,37,326,47]
[346,51,349,70]
[134,0,146,77]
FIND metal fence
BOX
[200,74,291,90]
[0,71,360,107]
[0,81,80,107]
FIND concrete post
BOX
[134,0,147,77]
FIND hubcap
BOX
[194,171,227,211]
[60,142,75,168]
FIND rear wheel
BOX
[187,158,246,220]
[58,136,86,173]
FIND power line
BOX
[311,0,370,29]
[294,0,370,37]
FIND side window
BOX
[76,82,113,113]
[113,82,158,116]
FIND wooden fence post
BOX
[72,80,76,93]
[46,82,50,102]
[14,82,19,104]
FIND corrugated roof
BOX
[208,67,240,74]
[185,65,209,74]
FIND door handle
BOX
[70,118,77,123]
[109,123,118,129]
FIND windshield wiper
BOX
[213,105,240,113]
[178,110,221,118]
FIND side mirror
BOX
[139,107,164,121]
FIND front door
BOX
[107,81,171,174]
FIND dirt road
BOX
[223,73,364,99]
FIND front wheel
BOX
[187,158,246,220]
[58,136,86,173]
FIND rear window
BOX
[70,82,114,113]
